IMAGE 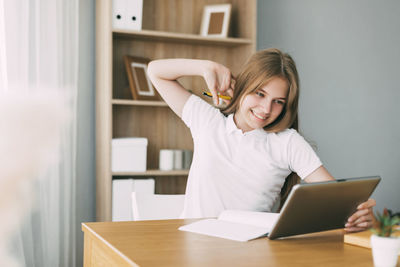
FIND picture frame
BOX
[124,56,160,101]
[200,4,232,38]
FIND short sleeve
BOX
[181,94,223,139]
[287,131,322,179]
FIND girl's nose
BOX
[261,99,272,114]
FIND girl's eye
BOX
[273,99,286,105]
[255,91,264,97]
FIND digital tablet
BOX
[268,176,381,240]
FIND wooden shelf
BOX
[97,0,257,221]
[113,29,253,46]
[112,99,168,107]
[113,169,190,176]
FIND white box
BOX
[112,137,148,172]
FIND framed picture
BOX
[124,56,160,101]
[200,4,231,37]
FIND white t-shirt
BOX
[180,95,322,218]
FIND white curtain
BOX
[0,0,78,266]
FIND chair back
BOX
[131,187,185,221]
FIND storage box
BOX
[112,137,148,172]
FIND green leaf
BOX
[372,209,400,237]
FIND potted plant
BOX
[370,208,400,267]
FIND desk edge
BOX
[82,223,139,267]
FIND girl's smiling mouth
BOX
[251,110,267,120]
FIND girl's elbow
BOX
[147,61,157,80]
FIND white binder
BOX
[112,0,126,29]
[112,0,143,31]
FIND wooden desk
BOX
[82,219,388,267]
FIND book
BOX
[178,210,279,242]
[344,227,400,255]
[344,230,373,249]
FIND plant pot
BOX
[371,234,400,267]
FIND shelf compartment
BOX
[112,169,189,176]
[113,29,253,46]
[112,99,168,107]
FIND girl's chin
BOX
[247,121,268,130]
[249,117,269,128]
[241,114,270,131]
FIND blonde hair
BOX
[221,48,299,132]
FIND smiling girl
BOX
[147,48,375,232]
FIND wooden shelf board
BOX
[113,29,253,46]
[112,99,168,107]
[112,169,189,176]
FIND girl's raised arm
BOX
[147,59,233,117]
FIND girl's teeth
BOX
[252,111,265,120]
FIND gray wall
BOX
[258,0,400,210]
[76,0,95,266]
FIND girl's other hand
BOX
[345,198,376,232]
[203,61,235,105]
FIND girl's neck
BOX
[233,112,255,133]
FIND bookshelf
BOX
[96,0,257,221]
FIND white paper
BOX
[179,210,280,242]
[218,210,279,229]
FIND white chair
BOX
[112,178,156,221]
[131,180,185,221]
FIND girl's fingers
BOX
[205,63,233,105]
[222,98,231,105]
[345,199,376,232]
[222,72,231,92]
[226,88,234,97]
[345,220,373,231]
[352,213,374,225]
[357,198,376,209]
[209,84,219,105]
[345,212,374,232]
[345,226,367,233]
[347,208,370,222]
[214,72,231,105]
[348,199,375,222]
[213,94,219,105]
[355,221,373,228]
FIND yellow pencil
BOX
[202,91,232,100]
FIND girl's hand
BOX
[203,61,235,105]
[345,198,376,232]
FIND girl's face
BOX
[234,76,289,132]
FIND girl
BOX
[147,48,375,232]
